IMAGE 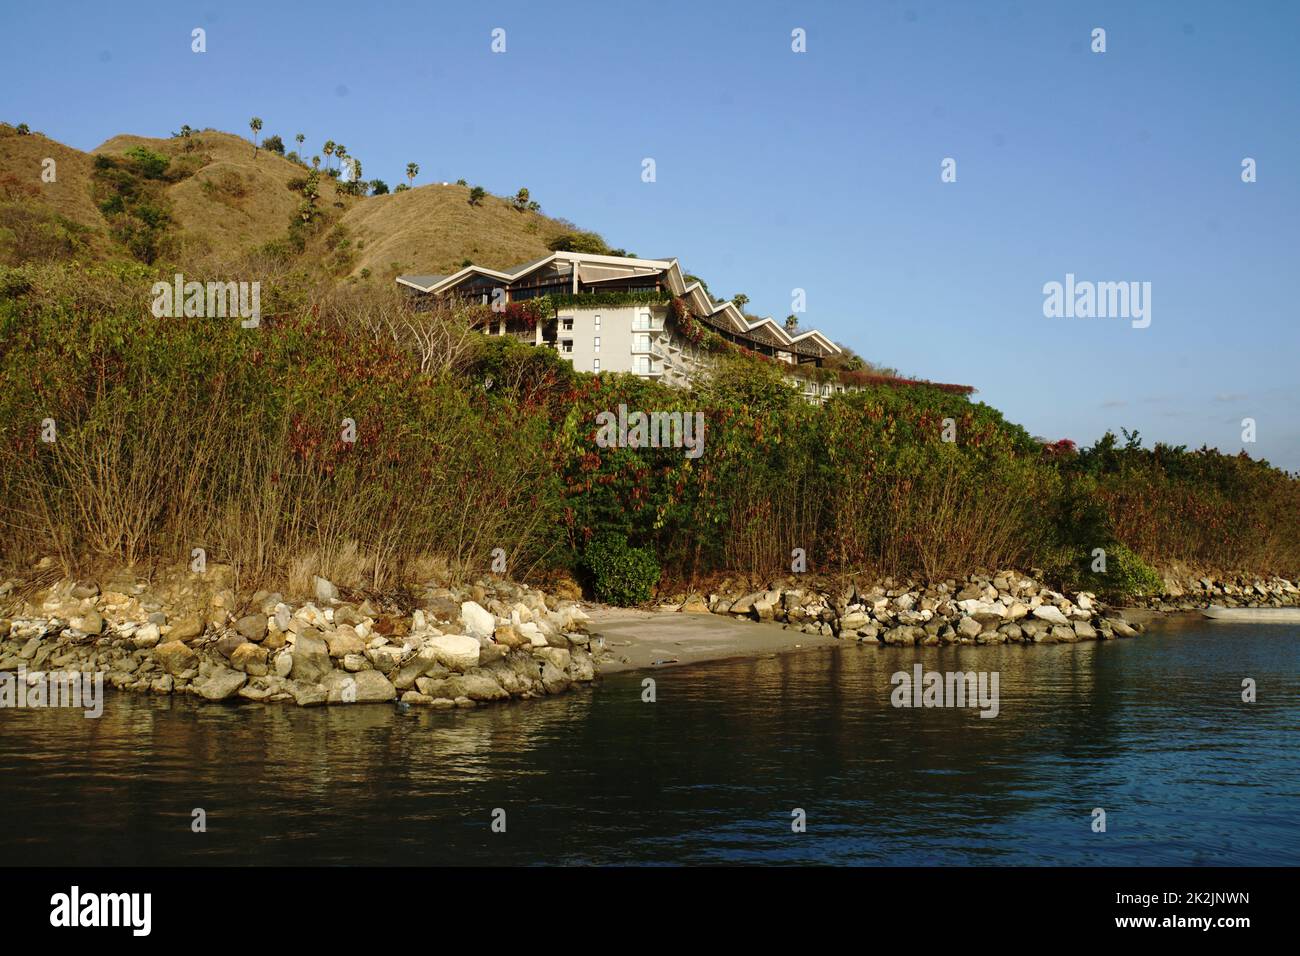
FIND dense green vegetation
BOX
[1,261,1297,603]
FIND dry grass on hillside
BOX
[94,130,357,263]
[1,126,591,282]
[0,125,109,233]
[338,182,572,280]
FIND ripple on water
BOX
[0,622,1297,865]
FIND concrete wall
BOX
[555,304,668,377]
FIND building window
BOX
[634,355,650,374]
[560,340,573,353]
[593,358,600,372]
[593,336,601,353]
[594,314,601,330]
[561,317,574,332]
[634,333,651,352]
[633,309,650,330]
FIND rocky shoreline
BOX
[1136,572,1300,614]
[3,565,1298,711]
[659,570,1300,647]
[0,568,605,709]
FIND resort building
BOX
[397,252,847,402]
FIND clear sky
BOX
[3,0,1298,469]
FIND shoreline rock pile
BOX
[1142,573,1300,613]
[0,571,601,708]
[680,571,1139,645]
[675,569,1300,644]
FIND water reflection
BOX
[1,622,1296,865]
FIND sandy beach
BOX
[585,606,841,673]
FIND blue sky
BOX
[3,0,1298,468]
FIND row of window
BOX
[557,334,655,354]
[557,311,660,332]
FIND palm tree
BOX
[323,140,335,169]
[334,145,347,176]
[733,293,749,311]
[406,162,419,188]
[249,117,263,156]
[295,132,305,151]
[312,155,321,170]
[784,314,800,333]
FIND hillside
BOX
[0,125,583,279]
[93,130,356,262]
[338,183,570,279]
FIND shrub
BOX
[582,533,661,606]
[548,230,609,254]
[1061,541,1164,600]
[124,146,170,180]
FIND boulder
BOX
[460,601,496,640]
[839,611,870,630]
[154,641,198,676]
[729,592,767,616]
[289,632,333,683]
[230,642,268,676]
[288,680,327,707]
[215,635,247,660]
[426,634,481,671]
[194,666,247,701]
[1031,605,1070,626]
[168,615,204,642]
[324,626,365,658]
[366,644,405,671]
[532,646,571,671]
[235,613,268,642]
[416,673,508,702]
[131,623,161,650]
[313,576,339,604]
[679,596,710,614]
[1073,621,1098,641]
[325,669,396,703]
[273,651,294,677]
[493,624,525,648]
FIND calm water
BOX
[1,620,1296,866]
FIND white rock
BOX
[273,652,294,678]
[294,604,329,628]
[1031,605,1070,626]
[426,633,481,671]
[518,621,548,647]
[460,601,496,640]
[313,576,338,604]
[131,623,161,649]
